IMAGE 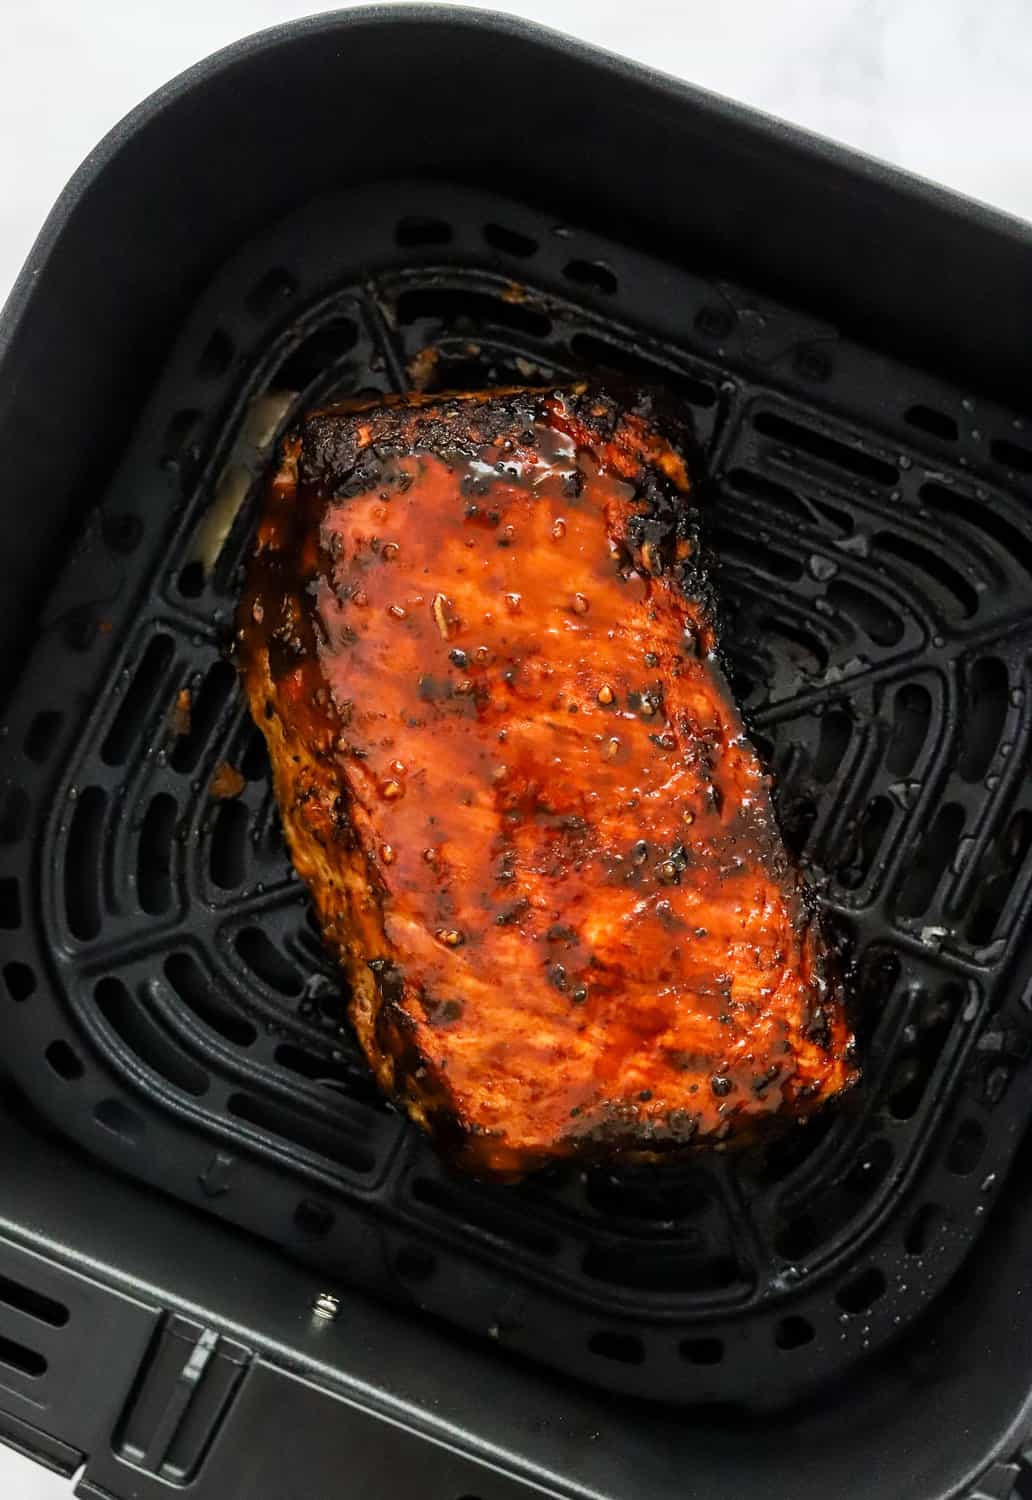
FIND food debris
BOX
[432,593,453,640]
[406,345,439,392]
[169,688,192,737]
[210,761,246,799]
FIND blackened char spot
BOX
[495,897,530,926]
[368,958,405,1006]
[546,923,576,943]
[428,999,464,1026]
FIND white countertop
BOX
[1,0,1031,320]
[0,0,1029,1494]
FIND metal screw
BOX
[312,1292,340,1321]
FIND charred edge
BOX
[297,385,695,498]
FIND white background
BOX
[1,0,1029,1494]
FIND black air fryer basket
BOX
[2,9,1032,1498]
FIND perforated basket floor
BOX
[2,182,1032,1408]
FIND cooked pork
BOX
[237,386,856,1178]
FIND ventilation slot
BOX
[729,470,856,537]
[814,706,852,783]
[826,580,903,646]
[922,483,1032,581]
[680,1337,724,1365]
[235,927,302,997]
[272,317,359,391]
[101,636,175,765]
[775,1316,814,1350]
[240,727,270,781]
[885,983,958,1119]
[723,468,812,526]
[958,658,1009,782]
[873,533,977,620]
[395,287,551,340]
[754,412,898,486]
[583,1246,742,1294]
[227,1092,374,1172]
[412,1176,560,1257]
[163,952,257,1047]
[0,1334,47,1379]
[483,222,538,258]
[904,1203,944,1256]
[713,527,802,582]
[778,792,817,860]
[967,809,1032,944]
[813,497,858,535]
[887,683,932,777]
[64,787,107,940]
[94,976,208,1097]
[45,1040,84,1081]
[756,614,828,677]
[852,948,902,1036]
[3,961,35,1002]
[138,794,178,915]
[177,560,205,598]
[0,785,28,845]
[896,803,965,917]
[905,405,958,441]
[209,799,250,891]
[569,332,716,408]
[771,1136,894,1252]
[0,1276,68,1328]
[563,259,617,295]
[170,659,235,772]
[274,1043,358,1089]
[584,1167,713,1222]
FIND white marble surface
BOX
[1,0,1031,321]
[1,0,1030,1494]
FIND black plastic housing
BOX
[1,8,1032,1498]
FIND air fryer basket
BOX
[2,8,1032,1497]
[3,175,1032,1412]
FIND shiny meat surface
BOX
[237,387,856,1178]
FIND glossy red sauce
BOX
[239,399,854,1167]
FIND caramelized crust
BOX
[237,387,856,1178]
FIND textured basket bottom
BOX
[1,181,1032,1407]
